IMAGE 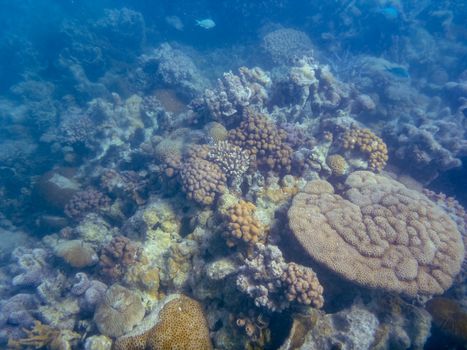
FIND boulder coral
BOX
[287,171,464,297]
[113,294,212,350]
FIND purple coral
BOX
[64,188,111,220]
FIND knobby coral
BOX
[342,128,388,172]
[287,171,464,296]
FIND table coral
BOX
[341,128,388,172]
[287,171,464,297]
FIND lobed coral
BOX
[229,112,293,174]
[287,171,464,297]
[113,294,212,350]
[281,262,324,308]
[341,128,388,172]
[180,146,227,205]
[225,200,267,248]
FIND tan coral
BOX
[342,128,388,172]
[225,200,267,247]
[281,262,324,308]
[113,294,212,350]
[287,171,464,297]
[180,145,227,205]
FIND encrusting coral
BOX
[287,171,464,297]
[113,294,212,350]
[341,128,388,172]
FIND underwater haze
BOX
[0,0,466,349]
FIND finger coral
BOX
[113,294,212,350]
[342,128,388,172]
[287,171,464,297]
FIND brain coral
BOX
[287,171,464,296]
[113,294,212,350]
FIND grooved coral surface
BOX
[287,171,464,296]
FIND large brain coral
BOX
[287,171,464,297]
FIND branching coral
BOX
[287,171,464,296]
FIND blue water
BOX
[0,1,466,349]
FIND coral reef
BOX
[93,284,145,338]
[287,172,464,296]
[325,154,349,176]
[426,297,467,342]
[281,262,324,308]
[113,294,212,350]
[10,248,52,288]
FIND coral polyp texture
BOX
[287,171,464,297]
[281,262,324,308]
[229,111,293,174]
[225,200,266,247]
[180,145,227,205]
[113,294,212,350]
[342,128,388,172]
